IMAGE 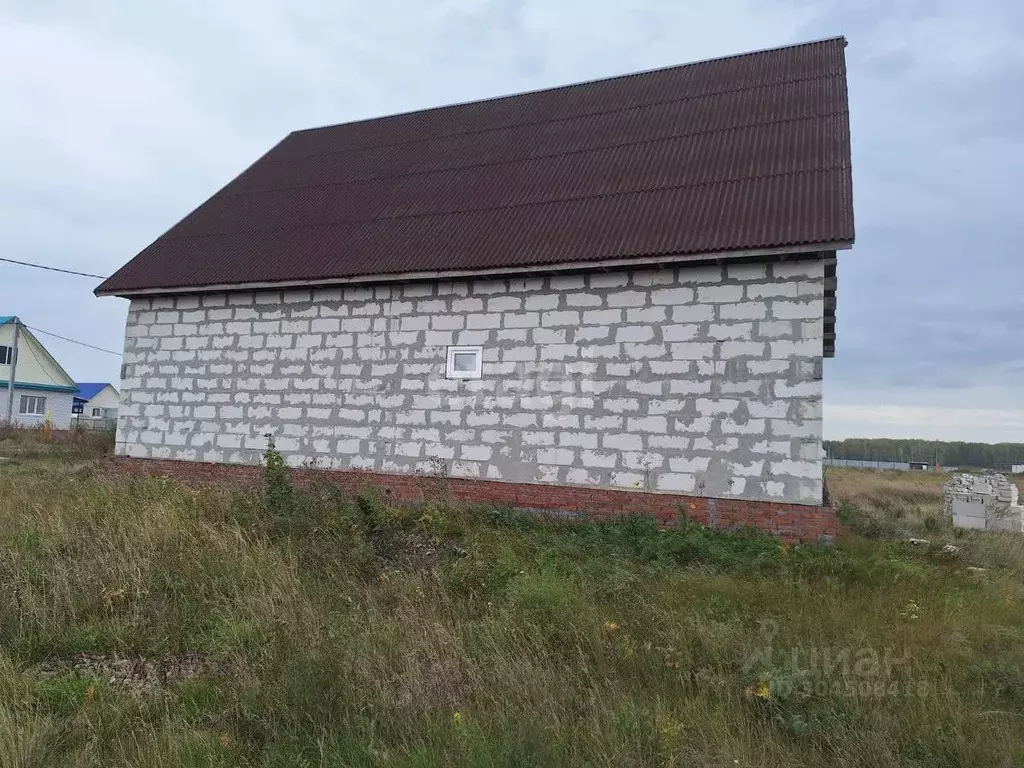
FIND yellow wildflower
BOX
[603,621,619,632]
[754,681,770,699]
[452,711,463,726]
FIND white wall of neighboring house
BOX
[0,321,77,429]
[82,385,120,420]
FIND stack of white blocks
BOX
[945,474,1024,533]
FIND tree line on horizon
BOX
[823,438,1024,470]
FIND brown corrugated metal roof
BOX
[96,37,854,296]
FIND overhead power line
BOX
[0,256,108,280]
[24,325,123,357]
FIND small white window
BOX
[446,346,483,379]
[0,346,11,365]
[92,407,102,417]
[19,395,46,415]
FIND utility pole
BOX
[4,317,19,424]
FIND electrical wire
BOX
[23,325,123,356]
[0,257,108,280]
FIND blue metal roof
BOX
[74,382,111,401]
[0,316,14,327]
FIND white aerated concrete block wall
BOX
[946,473,1024,533]
[116,258,827,504]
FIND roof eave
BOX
[95,240,853,298]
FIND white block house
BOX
[73,383,121,427]
[0,317,77,429]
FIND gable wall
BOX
[116,258,825,505]
[0,324,75,389]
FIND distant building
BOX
[0,316,77,429]
[73,383,120,428]
[908,461,930,471]
[1013,464,1024,475]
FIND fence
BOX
[823,458,955,472]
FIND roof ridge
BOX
[164,165,850,243]
[221,109,849,200]
[289,37,847,138]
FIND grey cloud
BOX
[0,0,1020,441]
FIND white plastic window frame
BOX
[19,395,46,415]
[446,345,483,379]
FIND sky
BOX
[1,0,1022,442]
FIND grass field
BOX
[0,431,1022,766]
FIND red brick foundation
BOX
[101,456,837,544]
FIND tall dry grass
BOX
[0,455,1020,765]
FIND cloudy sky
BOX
[1,0,1021,442]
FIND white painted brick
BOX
[615,326,655,343]
[576,327,612,343]
[769,419,821,438]
[473,280,506,295]
[610,471,645,488]
[657,473,695,492]
[537,448,576,465]
[677,265,723,284]
[748,282,799,299]
[607,291,647,307]
[461,444,493,461]
[651,287,695,305]
[626,306,666,324]
[769,459,820,479]
[632,269,676,286]
[582,309,622,325]
[669,342,715,359]
[709,323,753,340]
[770,340,821,358]
[727,263,768,281]
[467,314,501,329]
[603,433,643,451]
[565,292,603,307]
[696,399,739,416]
[525,294,559,311]
[589,272,629,289]
[508,277,543,293]
[648,435,691,451]
[773,260,824,280]
[697,285,743,303]
[504,312,540,328]
[774,380,822,398]
[772,300,822,320]
[720,418,766,435]
[488,296,522,312]
[432,314,465,330]
[748,401,789,418]
[628,416,667,433]
[720,302,767,320]
[584,415,622,430]
[560,432,598,449]
[550,275,585,290]
[581,450,618,469]
[719,341,765,358]
[541,310,581,326]
[566,468,600,485]
[624,343,666,359]
[671,305,714,323]
[796,281,823,298]
[669,456,711,473]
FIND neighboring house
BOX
[73,383,120,426]
[0,317,77,429]
[1013,465,1024,475]
[96,38,855,540]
